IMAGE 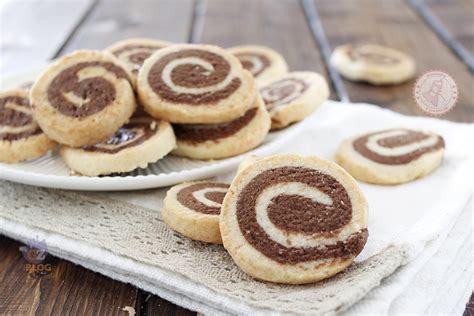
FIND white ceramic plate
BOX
[0,66,304,191]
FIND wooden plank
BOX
[199,0,336,98]
[0,0,94,80]
[313,0,474,122]
[60,0,194,54]
[407,0,474,72]
[140,291,194,316]
[424,0,474,55]
[464,293,474,316]
[0,236,140,315]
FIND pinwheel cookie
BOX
[163,181,230,244]
[228,45,288,87]
[260,71,329,129]
[220,154,368,284]
[172,95,270,159]
[31,50,136,147]
[137,44,256,124]
[336,128,445,184]
[60,111,176,176]
[331,44,415,85]
[105,38,171,82]
[0,89,56,163]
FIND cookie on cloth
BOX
[0,89,56,163]
[260,71,329,129]
[31,50,136,147]
[60,111,176,176]
[335,128,445,184]
[137,44,256,124]
[228,45,288,87]
[220,154,368,284]
[105,38,171,82]
[163,181,230,244]
[330,44,415,85]
[172,95,270,160]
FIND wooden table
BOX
[1,0,473,314]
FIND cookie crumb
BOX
[121,306,136,316]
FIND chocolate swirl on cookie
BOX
[234,53,270,77]
[353,129,445,165]
[147,49,242,105]
[177,182,229,215]
[261,78,308,110]
[348,46,399,64]
[47,62,131,118]
[0,95,41,141]
[111,44,166,73]
[236,167,368,264]
[173,107,257,143]
[83,117,158,154]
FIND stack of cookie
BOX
[229,45,330,130]
[137,44,271,160]
[1,39,330,176]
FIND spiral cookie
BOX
[163,181,230,243]
[260,71,329,129]
[330,44,415,85]
[0,89,56,163]
[336,128,445,184]
[60,111,176,176]
[228,45,288,87]
[172,95,270,159]
[31,50,136,147]
[220,154,368,284]
[105,38,171,82]
[137,44,256,124]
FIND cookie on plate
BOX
[60,111,176,176]
[105,38,171,82]
[0,89,56,163]
[228,45,288,87]
[137,44,256,124]
[163,181,230,244]
[330,44,415,85]
[336,128,445,184]
[31,50,136,147]
[172,95,270,160]
[220,154,368,284]
[260,71,329,129]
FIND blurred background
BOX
[0,0,472,123]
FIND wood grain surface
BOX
[200,0,332,95]
[425,0,474,55]
[59,0,194,54]
[314,0,474,122]
[0,0,472,314]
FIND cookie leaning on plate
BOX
[335,128,445,184]
[163,181,230,244]
[0,89,56,163]
[260,71,329,129]
[330,44,415,85]
[60,110,176,176]
[105,38,171,82]
[31,50,136,147]
[137,44,256,124]
[228,45,288,87]
[220,154,368,284]
[172,95,270,159]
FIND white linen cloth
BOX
[0,101,472,315]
